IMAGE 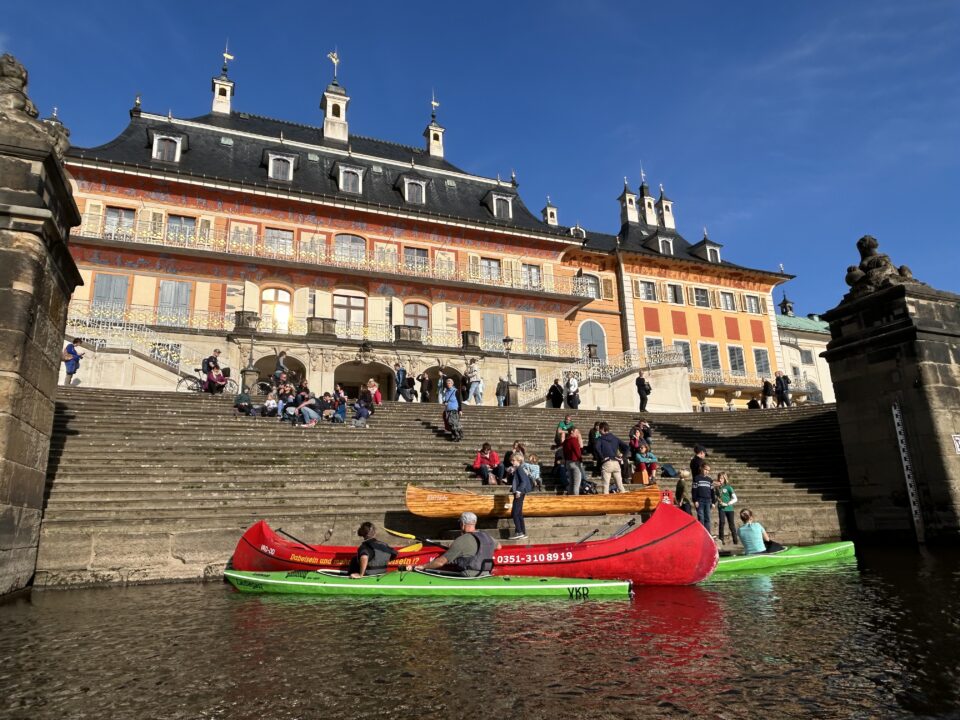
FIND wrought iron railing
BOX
[688,369,810,392]
[65,314,205,371]
[68,300,231,332]
[480,337,582,359]
[78,213,591,298]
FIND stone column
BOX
[822,236,960,542]
[0,55,82,594]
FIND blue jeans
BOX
[475,463,505,484]
[511,492,526,535]
[301,407,320,423]
[467,381,481,404]
[696,501,712,532]
[496,395,505,407]
[566,461,585,495]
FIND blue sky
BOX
[4,1,958,313]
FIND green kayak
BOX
[224,569,632,599]
[713,541,856,574]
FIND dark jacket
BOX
[511,464,534,495]
[692,474,715,503]
[546,383,564,405]
[636,376,651,396]
[775,375,791,395]
[762,380,774,397]
[395,367,407,387]
[495,379,509,397]
[596,432,629,463]
[690,455,706,478]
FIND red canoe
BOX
[231,501,717,585]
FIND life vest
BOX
[359,539,397,573]
[451,532,496,575]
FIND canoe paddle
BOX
[575,529,599,545]
[383,526,448,549]
[608,518,638,539]
[277,527,332,551]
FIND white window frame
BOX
[267,153,296,181]
[659,237,674,255]
[744,294,761,314]
[636,279,657,302]
[582,273,601,300]
[479,257,502,282]
[674,340,693,369]
[492,194,514,219]
[707,247,721,263]
[152,135,183,163]
[667,283,684,305]
[521,263,542,289]
[404,179,426,204]
[693,287,710,308]
[338,165,365,194]
[720,291,736,312]
[728,345,747,376]
[800,348,815,365]
[754,348,771,376]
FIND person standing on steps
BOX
[716,472,739,545]
[465,359,482,405]
[690,445,708,479]
[546,378,564,408]
[761,378,775,408]
[495,376,509,407]
[563,427,586,495]
[61,338,85,386]
[393,363,407,402]
[596,422,629,494]
[636,371,651,412]
[509,452,533,540]
[441,376,463,442]
[692,462,716,533]
[565,373,581,409]
[416,370,431,403]
[775,370,792,408]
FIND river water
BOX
[2,546,959,720]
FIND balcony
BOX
[76,213,591,298]
[689,369,812,394]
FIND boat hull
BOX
[230,501,718,585]
[713,541,856,573]
[405,483,661,518]
[224,569,632,598]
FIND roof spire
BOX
[134,94,141,108]
[221,40,235,75]
[640,163,646,185]
[327,48,341,82]
[511,168,517,185]
[703,226,708,239]
[430,89,440,121]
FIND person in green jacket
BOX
[716,472,738,545]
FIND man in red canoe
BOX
[406,512,500,577]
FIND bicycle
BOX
[255,369,300,396]
[177,367,239,394]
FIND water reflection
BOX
[2,550,960,719]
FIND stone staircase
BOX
[35,388,851,587]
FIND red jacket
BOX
[472,450,501,469]
[562,435,582,462]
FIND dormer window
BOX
[152,135,182,162]
[570,224,586,239]
[339,167,363,194]
[493,195,513,219]
[659,237,674,255]
[707,247,721,263]
[267,153,296,182]
[404,179,426,204]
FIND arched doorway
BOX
[254,353,307,384]
[333,361,394,401]
[416,365,464,403]
[579,320,607,360]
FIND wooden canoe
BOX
[405,483,661,518]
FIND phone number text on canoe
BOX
[498,551,574,564]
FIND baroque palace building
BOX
[62,58,798,410]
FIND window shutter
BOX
[657,281,668,304]
[293,288,310,321]
[686,286,696,305]
[710,289,721,308]
[82,202,104,235]
[198,218,213,245]
[505,258,522,287]
[374,243,399,271]
[759,296,768,314]
[436,250,456,278]
[467,253,481,280]
[634,279,643,298]
[147,210,165,240]
[601,277,615,301]
[542,262,554,291]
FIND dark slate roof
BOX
[67,110,557,236]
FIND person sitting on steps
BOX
[472,443,505,485]
[349,522,398,578]
[523,453,543,492]
[410,512,500,576]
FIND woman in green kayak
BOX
[738,509,784,555]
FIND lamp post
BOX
[502,335,518,406]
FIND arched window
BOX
[270,157,292,181]
[261,288,292,333]
[579,320,607,360]
[154,137,177,162]
[404,302,430,330]
[493,196,511,218]
[332,104,341,119]
[334,234,366,263]
[581,274,601,299]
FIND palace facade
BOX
[62,61,796,410]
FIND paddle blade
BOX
[384,526,417,540]
[398,543,423,554]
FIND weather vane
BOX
[431,90,440,119]
[779,262,786,274]
[640,163,646,184]
[327,49,341,80]
[222,41,235,73]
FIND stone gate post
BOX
[0,54,82,594]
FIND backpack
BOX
[660,463,679,478]
[644,381,652,394]
[61,348,73,362]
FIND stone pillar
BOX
[0,55,82,594]
[822,236,960,542]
